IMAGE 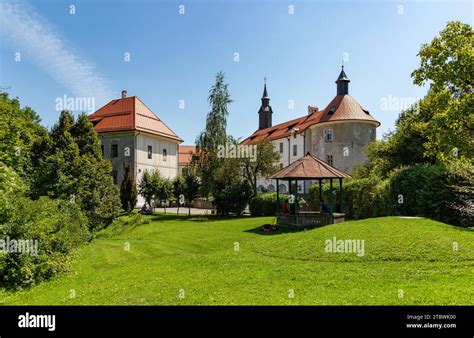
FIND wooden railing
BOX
[277,212,335,227]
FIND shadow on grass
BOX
[244,224,306,236]
[147,213,252,223]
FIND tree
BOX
[28,110,121,231]
[183,171,200,216]
[195,71,232,197]
[212,158,252,216]
[120,165,138,213]
[157,177,173,214]
[138,170,157,210]
[240,140,280,195]
[0,92,45,178]
[71,113,102,158]
[172,175,186,214]
[356,22,473,181]
[411,21,473,178]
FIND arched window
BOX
[257,185,266,193]
[267,184,275,193]
[278,184,287,193]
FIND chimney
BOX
[307,105,318,115]
[121,90,127,99]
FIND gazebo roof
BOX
[269,153,352,180]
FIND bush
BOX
[212,159,253,216]
[307,164,472,227]
[0,193,89,289]
[308,176,387,220]
[120,165,138,213]
[388,164,472,227]
[249,193,289,216]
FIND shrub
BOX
[0,194,89,289]
[249,192,289,216]
[120,165,138,213]
[388,164,472,227]
[212,159,253,216]
[308,176,387,220]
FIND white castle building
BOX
[241,66,380,194]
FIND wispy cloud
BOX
[0,0,115,105]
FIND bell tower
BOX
[258,78,273,129]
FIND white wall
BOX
[256,132,306,194]
[135,133,180,206]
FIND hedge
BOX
[307,164,472,227]
[249,192,289,216]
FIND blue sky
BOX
[0,0,472,144]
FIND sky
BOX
[0,0,472,144]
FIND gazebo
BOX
[269,152,351,227]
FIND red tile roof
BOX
[241,94,379,145]
[269,153,352,180]
[178,145,196,166]
[88,96,183,142]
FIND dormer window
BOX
[363,109,370,115]
[328,106,337,115]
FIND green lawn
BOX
[1,215,473,305]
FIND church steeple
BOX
[258,78,273,129]
[336,65,350,95]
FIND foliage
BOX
[172,176,186,213]
[357,22,473,181]
[248,192,289,216]
[120,165,138,213]
[310,164,472,227]
[388,164,472,227]
[138,170,156,209]
[211,158,252,215]
[308,177,387,220]
[157,177,173,213]
[0,92,46,178]
[195,71,232,197]
[28,111,120,231]
[240,140,280,196]
[0,193,89,289]
[183,171,201,216]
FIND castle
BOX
[241,66,380,194]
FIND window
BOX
[280,163,284,169]
[147,145,152,159]
[111,144,118,158]
[293,144,297,156]
[328,106,337,115]
[279,142,283,153]
[327,155,333,166]
[278,184,287,194]
[293,133,297,139]
[111,170,118,184]
[163,149,167,161]
[325,129,333,142]
[370,128,376,141]
[101,145,104,157]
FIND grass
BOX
[1,215,473,305]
